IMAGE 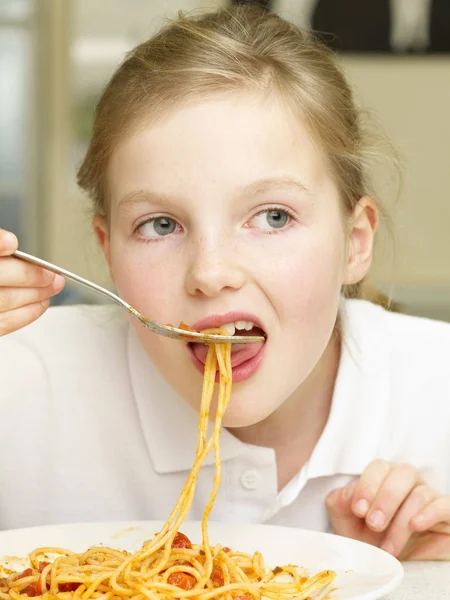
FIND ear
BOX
[344,196,379,286]
[92,215,112,270]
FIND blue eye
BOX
[138,217,179,238]
[249,209,291,231]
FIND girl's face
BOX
[96,94,375,427]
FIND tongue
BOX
[192,331,265,368]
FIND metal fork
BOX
[13,250,264,345]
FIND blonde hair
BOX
[77,6,395,297]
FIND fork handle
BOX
[13,250,132,311]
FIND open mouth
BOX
[187,314,267,383]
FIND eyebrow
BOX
[117,190,178,210]
[117,177,312,209]
[242,177,312,197]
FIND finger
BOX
[400,531,450,561]
[381,484,437,557]
[0,282,64,313]
[410,496,450,534]
[0,229,18,256]
[0,256,64,288]
[365,463,422,533]
[326,484,360,537]
[326,486,354,517]
[351,459,392,518]
[0,300,50,336]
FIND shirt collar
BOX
[127,299,390,481]
[306,299,391,480]
[126,327,251,474]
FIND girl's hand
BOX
[0,229,64,336]
[325,459,450,560]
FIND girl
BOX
[0,6,449,561]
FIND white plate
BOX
[0,521,403,600]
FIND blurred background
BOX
[0,0,449,319]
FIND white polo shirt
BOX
[1,300,449,532]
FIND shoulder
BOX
[11,303,128,343]
[345,298,450,369]
[344,300,450,489]
[0,304,129,393]
[4,303,128,348]
[343,299,450,421]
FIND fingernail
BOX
[342,485,353,502]
[1,231,17,252]
[368,510,385,529]
[381,541,395,555]
[354,499,369,517]
[52,275,65,290]
[326,489,339,506]
[42,270,55,284]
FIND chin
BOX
[220,403,278,429]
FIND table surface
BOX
[383,562,449,599]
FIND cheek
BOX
[257,227,347,322]
[108,239,185,320]
[107,237,202,405]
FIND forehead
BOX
[107,94,333,205]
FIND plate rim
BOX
[0,520,404,600]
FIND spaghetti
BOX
[0,334,336,600]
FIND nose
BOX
[184,239,245,298]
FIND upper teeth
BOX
[221,321,257,336]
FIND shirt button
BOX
[240,470,261,490]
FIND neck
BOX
[229,329,341,490]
